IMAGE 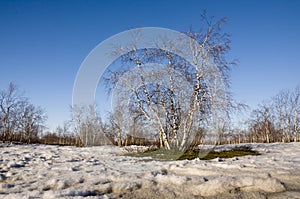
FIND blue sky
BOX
[1,0,300,131]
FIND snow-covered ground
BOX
[0,142,300,199]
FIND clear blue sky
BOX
[1,0,300,131]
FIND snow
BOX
[0,142,300,198]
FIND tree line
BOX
[1,83,299,147]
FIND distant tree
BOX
[109,106,125,147]
[241,86,300,144]
[248,103,278,143]
[291,87,300,142]
[17,102,46,143]
[271,87,300,142]
[71,104,111,146]
[0,82,47,143]
[0,83,22,141]
[272,90,291,142]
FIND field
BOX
[0,142,300,199]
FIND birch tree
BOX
[249,103,277,143]
[272,90,290,142]
[105,15,236,151]
[108,107,124,146]
[71,104,111,146]
[271,87,300,142]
